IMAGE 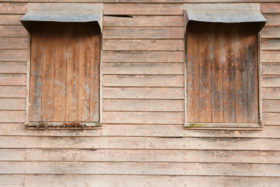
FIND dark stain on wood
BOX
[186,22,259,123]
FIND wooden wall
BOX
[0,2,280,186]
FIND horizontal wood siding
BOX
[0,2,279,187]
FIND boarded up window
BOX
[29,22,100,123]
[186,22,259,123]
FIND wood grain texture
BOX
[103,63,184,75]
[2,175,280,187]
[0,111,25,122]
[186,22,258,123]
[262,88,280,99]
[0,50,27,61]
[103,75,184,87]
[0,3,27,13]
[0,148,280,163]
[3,123,280,138]
[103,39,184,51]
[103,112,184,124]
[0,26,27,37]
[0,15,22,25]
[0,74,26,85]
[0,98,25,110]
[29,22,100,122]
[103,87,184,99]
[1,136,280,150]
[0,62,26,73]
[0,86,26,97]
[104,27,184,39]
[104,16,184,27]
[103,99,184,111]
[103,51,184,63]
[1,161,280,176]
[0,38,28,49]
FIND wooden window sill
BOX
[184,122,263,130]
[24,121,102,130]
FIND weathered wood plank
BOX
[1,161,280,176]
[261,51,280,63]
[0,15,22,25]
[103,75,184,87]
[260,27,280,38]
[0,86,25,97]
[103,39,184,51]
[0,62,26,73]
[263,100,280,112]
[3,123,280,138]
[0,98,25,110]
[103,51,184,63]
[263,14,280,26]
[1,148,280,164]
[262,112,280,125]
[103,87,184,99]
[103,111,184,124]
[261,39,280,50]
[0,50,27,61]
[0,74,26,85]
[0,3,27,13]
[1,136,280,150]
[262,88,280,99]
[104,16,184,27]
[261,64,280,74]
[103,63,184,75]
[262,3,280,13]
[0,26,27,37]
[2,175,280,187]
[0,38,28,49]
[103,99,184,111]
[104,4,183,15]
[0,111,25,122]
[104,27,184,39]
[262,76,280,87]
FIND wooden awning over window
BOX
[184,4,266,31]
[21,3,102,32]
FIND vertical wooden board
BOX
[66,31,79,121]
[187,24,199,122]
[198,23,211,122]
[235,26,248,123]
[246,30,259,122]
[29,32,43,121]
[78,31,90,121]
[223,25,236,122]
[53,30,67,121]
[41,33,56,121]
[211,26,224,122]
[90,33,100,122]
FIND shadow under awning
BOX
[184,4,266,32]
[21,3,102,33]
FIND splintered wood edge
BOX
[24,121,102,130]
[184,122,263,130]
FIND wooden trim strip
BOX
[25,121,102,129]
[185,123,262,129]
